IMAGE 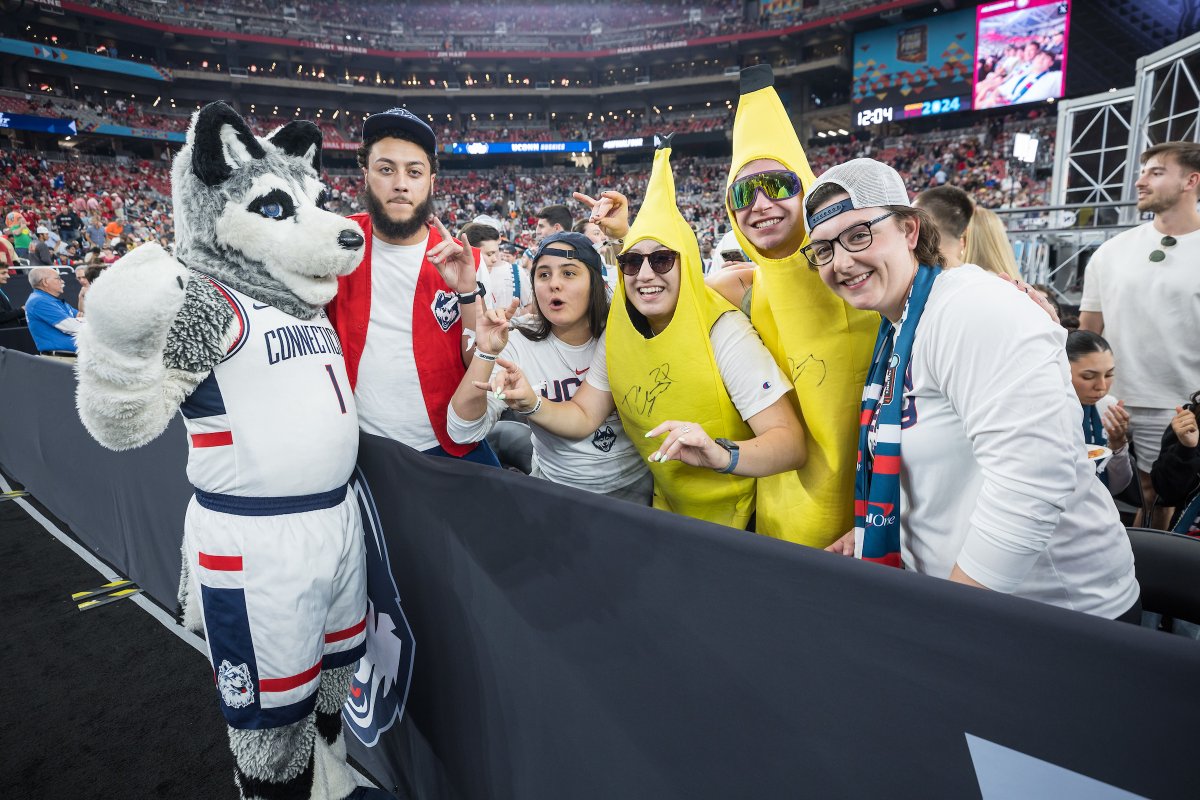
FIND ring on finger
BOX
[680,426,692,434]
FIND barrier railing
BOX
[2,347,1197,799]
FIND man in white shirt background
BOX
[1080,141,1200,527]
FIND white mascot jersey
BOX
[181,277,359,497]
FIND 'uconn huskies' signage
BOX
[446,140,592,155]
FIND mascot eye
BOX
[317,190,329,210]
[247,189,296,221]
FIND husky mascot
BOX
[76,102,391,800]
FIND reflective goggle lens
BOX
[727,170,802,210]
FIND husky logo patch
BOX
[343,468,417,748]
[431,290,460,333]
[217,660,255,709]
[592,424,617,453]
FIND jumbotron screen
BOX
[973,0,1071,110]
[851,8,976,128]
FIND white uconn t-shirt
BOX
[354,237,446,451]
[181,280,358,497]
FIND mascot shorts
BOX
[184,484,367,730]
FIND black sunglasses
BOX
[616,249,679,276]
[1149,235,1177,262]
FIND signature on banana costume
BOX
[727,65,879,547]
[607,138,756,529]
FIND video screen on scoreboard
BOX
[851,8,976,128]
[973,0,1070,110]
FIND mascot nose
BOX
[338,230,365,251]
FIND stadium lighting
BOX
[837,129,849,135]
[817,132,828,138]
[332,110,339,120]
[153,96,160,107]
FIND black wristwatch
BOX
[714,438,740,474]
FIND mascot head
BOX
[172,101,364,318]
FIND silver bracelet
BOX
[474,350,498,362]
[516,397,543,416]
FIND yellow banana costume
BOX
[727,65,879,547]
[608,138,756,529]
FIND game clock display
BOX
[855,95,966,128]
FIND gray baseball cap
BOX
[803,158,911,236]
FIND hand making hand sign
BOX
[426,215,477,294]
[644,420,731,471]
[572,190,630,240]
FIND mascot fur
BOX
[76,101,391,800]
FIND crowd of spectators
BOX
[69,0,860,53]
[1,108,1055,268]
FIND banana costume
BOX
[727,65,879,547]
[607,138,756,529]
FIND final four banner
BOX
[2,349,1199,799]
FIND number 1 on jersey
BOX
[325,364,347,414]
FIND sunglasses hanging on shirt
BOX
[1149,235,1177,262]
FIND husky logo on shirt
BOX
[431,289,460,333]
[217,660,255,709]
[592,424,617,453]
[343,468,416,748]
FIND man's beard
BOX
[365,184,434,241]
[1137,190,1179,215]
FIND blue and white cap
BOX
[803,158,911,236]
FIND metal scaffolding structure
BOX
[1006,30,1200,306]
[1051,88,1135,208]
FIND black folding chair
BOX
[1126,527,1200,632]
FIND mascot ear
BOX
[268,121,323,175]
[190,101,267,187]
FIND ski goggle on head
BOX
[727,169,803,211]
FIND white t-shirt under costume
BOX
[1080,223,1200,408]
[446,331,647,493]
[893,265,1137,617]
[586,311,791,422]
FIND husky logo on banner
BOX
[343,467,417,747]
[431,289,460,333]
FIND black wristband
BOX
[458,281,485,305]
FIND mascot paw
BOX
[78,243,190,361]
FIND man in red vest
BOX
[327,108,500,465]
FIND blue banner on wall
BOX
[0,111,77,136]
[81,123,187,142]
[445,140,591,155]
[0,37,173,81]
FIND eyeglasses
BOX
[1149,235,1177,262]
[616,249,678,276]
[727,170,803,211]
[800,212,896,267]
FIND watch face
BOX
[715,438,739,451]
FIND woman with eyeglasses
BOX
[484,140,805,530]
[811,158,1139,621]
[446,231,651,504]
